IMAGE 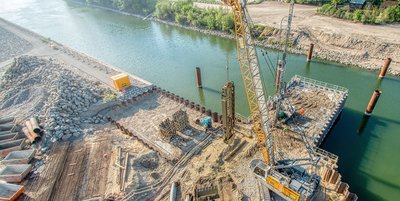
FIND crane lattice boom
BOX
[224,0,274,166]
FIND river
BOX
[0,0,399,200]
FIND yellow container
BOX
[111,73,131,91]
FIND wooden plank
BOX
[26,142,70,201]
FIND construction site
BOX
[0,0,371,200]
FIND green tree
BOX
[353,10,363,21]
[331,0,346,7]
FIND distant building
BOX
[349,0,366,10]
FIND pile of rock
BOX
[119,85,154,101]
[82,114,108,124]
[0,56,107,144]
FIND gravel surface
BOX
[0,26,32,62]
[0,56,109,149]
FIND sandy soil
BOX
[195,2,400,74]
[246,1,400,44]
[196,1,400,44]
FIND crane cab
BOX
[250,159,320,201]
[250,159,270,180]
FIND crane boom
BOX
[224,0,274,166]
[224,1,320,200]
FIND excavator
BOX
[223,0,321,200]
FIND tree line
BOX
[154,0,235,33]
[317,0,400,24]
[78,0,157,15]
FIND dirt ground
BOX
[196,1,400,44]
[195,1,400,74]
[105,93,209,161]
[246,1,400,44]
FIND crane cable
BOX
[244,5,279,89]
[261,50,277,80]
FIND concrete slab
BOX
[0,164,32,183]
[0,139,25,157]
[0,132,19,144]
[0,182,25,201]
[2,149,35,165]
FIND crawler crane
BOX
[223,0,320,200]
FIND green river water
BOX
[0,0,399,200]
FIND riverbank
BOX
[197,2,400,76]
[72,0,399,76]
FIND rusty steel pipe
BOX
[195,67,202,88]
[307,43,314,62]
[22,127,36,143]
[25,121,41,142]
[379,58,392,78]
[30,117,41,134]
[365,90,382,115]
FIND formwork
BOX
[2,149,35,165]
[0,139,25,157]
[284,75,348,146]
[0,164,32,183]
[0,182,25,201]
